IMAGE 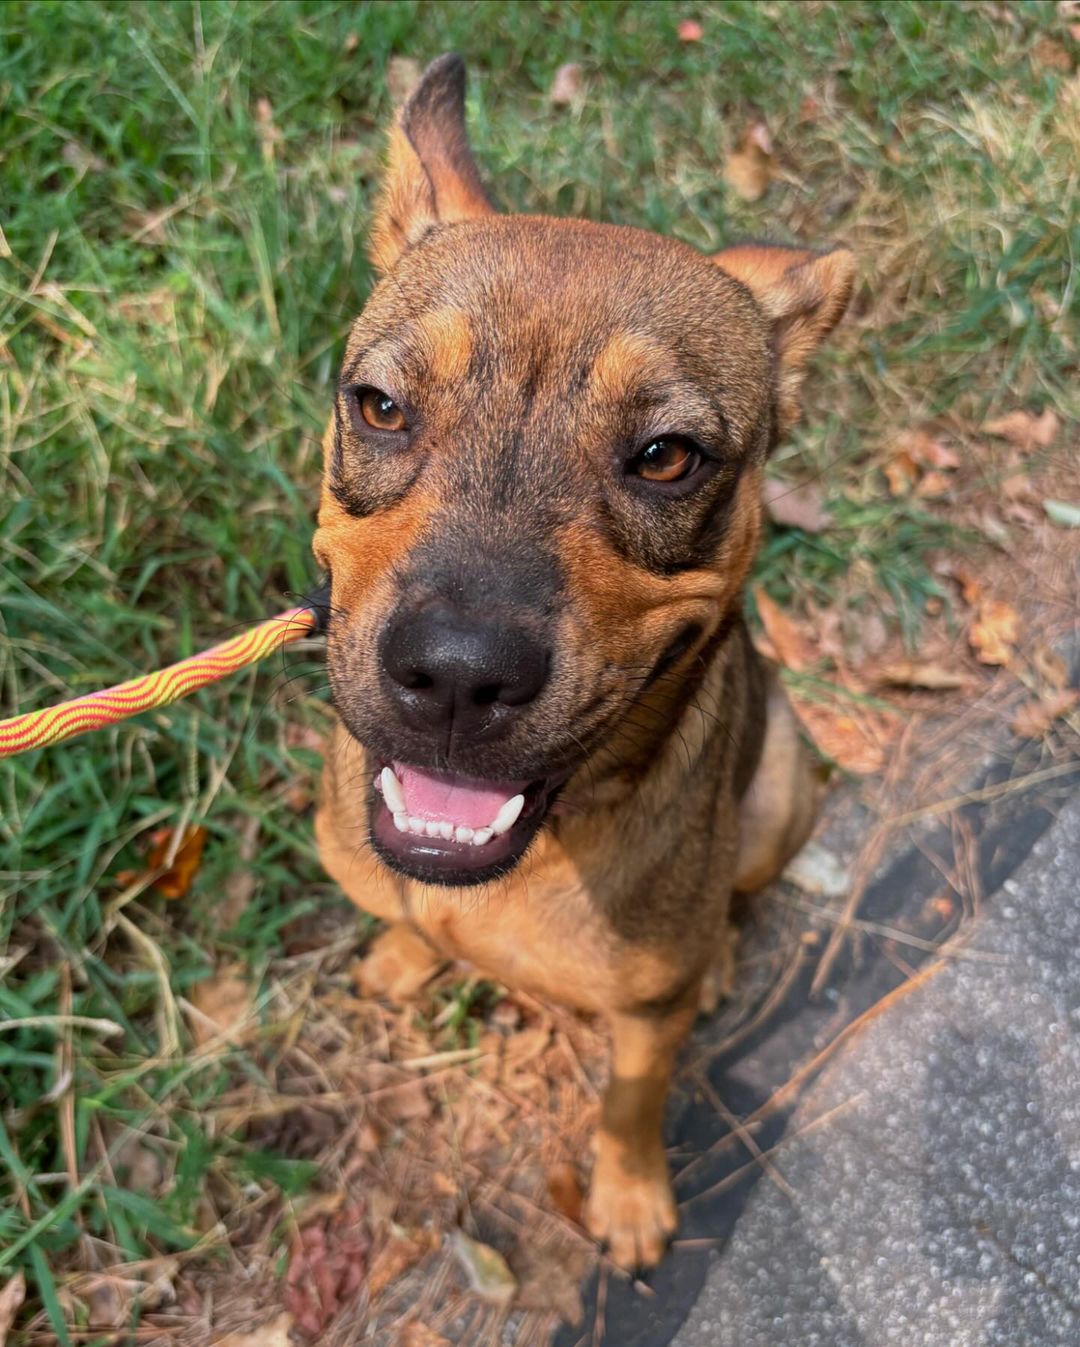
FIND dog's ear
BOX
[370,53,496,273]
[711,244,855,435]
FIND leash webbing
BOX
[0,605,320,760]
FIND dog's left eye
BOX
[631,437,700,483]
[356,387,408,433]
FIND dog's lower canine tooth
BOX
[380,766,406,815]
[472,827,493,846]
[490,794,525,835]
[455,825,474,844]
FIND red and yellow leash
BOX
[0,605,320,760]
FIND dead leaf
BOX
[1011,690,1079,738]
[724,120,775,202]
[284,1202,369,1339]
[876,660,969,691]
[883,450,918,496]
[387,56,422,105]
[915,469,952,499]
[1031,33,1073,70]
[893,425,961,471]
[983,407,1060,452]
[149,825,207,899]
[0,1273,25,1346]
[546,1161,584,1226]
[753,587,818,673]
[514,1240,587,1323]
[1001,471,1034,501]
[549,63,584,106]
[677,17,704,41]
[950,564,983,606]
[400,1323,451,1347]
[451,1231,517,1306]
[791,696,899,775]
[969,599,1020,665]
[187,963,253,1046]
[763,477,831,532]
[369,1229,436,1300]
[214,1313,294,1347]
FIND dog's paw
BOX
[584,1148,677,1271]
[353,923,442,1002]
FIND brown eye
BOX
[633,437,699,483]
[357,387,407,432]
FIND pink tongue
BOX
[395,763,526,829]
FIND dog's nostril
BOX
[380,602,549,733]
[403,669,435,691]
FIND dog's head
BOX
[314,55,854,887]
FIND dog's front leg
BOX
[584,998,697,1270]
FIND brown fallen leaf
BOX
[387,56,422,106]
[1031,33,1073,71]
[369,1228,437,1300]
[0,1273,25,1347]
[753,587,818,672]
[791,698,898,776]
[724,120,775,202]
[451,1231,517,1306]
[915,469,952,499]
[549,62,584,106]
[950,563,983,606]
[546,1161,584,1226]
[762,477,831,532]
[149,824,207,899]
[1011,690,1079,739]
[876,660,969,691]
[883,449,918,496]
[893,425,961,471]
[969,599,1020,666]
[677,17,704,41]
[214,1313,294,1347]
[983,407,1060,453]
[187,962,253,1046]
[400,1323,451,1347]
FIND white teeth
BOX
[490,794,525,835]
[388,785,527,847]
[380,767,406,816]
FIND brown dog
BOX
[314,55,853,1270]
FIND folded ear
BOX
[711,243,856,435]
[370,53,496,273]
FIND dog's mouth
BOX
[369,760,564,886]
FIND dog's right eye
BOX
[356,387,408,433]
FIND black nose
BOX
[380,601,549,736]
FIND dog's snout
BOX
[381,601,549,735]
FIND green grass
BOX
[0,0,1077,1338]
